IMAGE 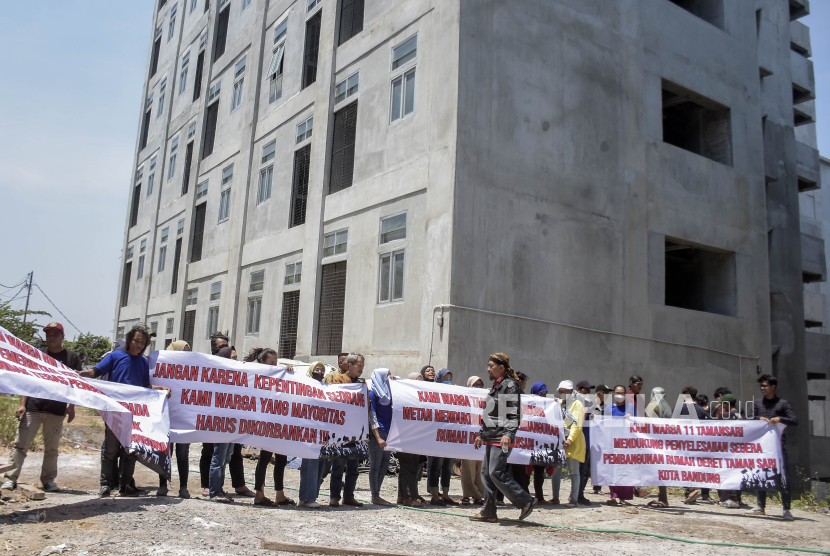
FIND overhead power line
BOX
[32,282,82,335]
[0,277,27,290]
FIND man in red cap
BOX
[2,323,81,493]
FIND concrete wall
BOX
[448,0,771,410]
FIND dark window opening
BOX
[139,109,152,150]
[190,203,207,262]
[150,38,162,77]
[338,0,365,46]
[171,238,182,294]
[806,319,823,329]
[790,0,809,21]
[662,80,732,166]
[665,239,737,317]
[182,141,194,195]
[202,102,219,159]
[121,262,132,308]
[290,145,311,228]
[158,0,168,11]
[667,0,725,30]
[279,291,300,359]
[213,5,230,62]
[808,395,827,401]
[793,85,814,106]
[808,373,828,381]
[329,101,358,194]
[316,261,347,356]
[182,309,196,348]
[193,51,205,101]
[804,271,823,284]
[205,0,210,13]
[129,183,142,228]
[302,12,322,89]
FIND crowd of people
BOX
[1,323,797,522]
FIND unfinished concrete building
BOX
[114,0,823,484]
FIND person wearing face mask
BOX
[550,381,585,507]
[528,382,552,504]
[645,387,673,509]
[461,376,486,506]
[297,362,327,508]
[606,385,636,506]
[427,368,458,505]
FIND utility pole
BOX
[22,271,33,323]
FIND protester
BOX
[714,387,731,401]
[592,384,612,495]
[79,324,171,497]
[157,340,191,498]
[713,394,743,509]
[645,387,672,508]
[3,323,81,492]
[471,353,534,523]
[528,382,550,504]
[606,385,635,506]
[368,369,395,506]
[575,380,595,504]
[627,375,643,415]
[751,375,797,521]
[551,380,585,507]
[323,353,349,384]
[428,368,458,505]
[679,386,710,505]
[460,375,486,506]
[329,353,365,507]
[199,332,230,495]
[420,365,436,381]
[407,372,423,380]
[296,362,327,508]
[516,372,528,393]
[397,370,429,507]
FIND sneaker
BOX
[304,501,321,509]
[329,498,341,507]
[120,484,140,497]
[1,480,16,490]
[782,510,794,521]
[343,498,364,507]
[98,486,111,498]
[577,497,592,506]
[519,498,536,521]
[178,488,191,499]
[43,482,60,493]
[724,500,740,509]
[750,507,765,515]
[156,485,169,497]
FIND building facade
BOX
[115,0,822,482]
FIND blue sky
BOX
[0,2,828,340]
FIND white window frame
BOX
[190,0,198,13]
[246,296,262,335]
[177,218,185,236]
[334,71,359,105]
[196,179,209,199]
[187,122,196,140]
[249,270,265,292]
[147,173,155,197]
[179,51,190,95]
[140,239,147,253]
[168,3,177,41]
[261,140,276,164]
[258,165,273,205]
[222,164,234,186]
[158,245,167,272]
[284,261,302,285]
[392,34,417,71]
[157,79,167,118]
[267,42,285,104]
[137,255,145,280]
[390,68,416,123]
[322,229,349,258]
[208,81,221,104]
[186,287,198,306]
[218,187,232,222]
[199,32,207,51]
[307,0,321,13]
[166,318,174,334]
[380,211,407,244]
[206,305,220,338]
[168,137,179,181]
[231,57,246,112]
[296,116,313,144]
[241,0,251,11]
[161,227,169,243]
[126,246,134,260]
[210,281,222,302]
[377,248,406,304]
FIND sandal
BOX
[276,497,296,506]
[470,513,499,523]
[201,488,209,497]
[443,496,459,506]
[647,500,669,508]
[619,499,632,506]
[254,497,274,507]
[606,499,620,506]
[474,498,484,505]
[214,496,234,504]
[235,488,257,498]
[461,497,471,506]
[430,497,446,506]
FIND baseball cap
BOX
[43,322,64,333]
[133,322,157,337]
[720,394,738,404]
[576,380,595,390]
[595,384,612,393]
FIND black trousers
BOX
[497,464,530,501]
[100,426,135,488]
[200,443,246,489]
[533,465,546,500]
[397,452,421,500]
[255,451,287,491]
[159,443,191,487]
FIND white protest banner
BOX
[590,416,786,490]
[386,379,566,465]
[148,351,370,459]
[0,326,172,479]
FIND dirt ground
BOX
[1,440,829,556]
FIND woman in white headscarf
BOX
[645,386,672,508]
[368,369,395,505]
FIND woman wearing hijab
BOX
[527,382,551,504]
[298,362,327,508]
[420,365,436,381]
[460,376,486,505]
[368,368,395,505]
[408,372,423,380]
[427,368,458,505]
[606,385,636,506]
[247,348,294,507]
[645,386,672,508]
[166,340,191,351]
[550,380,585,507]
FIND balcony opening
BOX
[662,80,732,166]
[665,239,737,317]
[667,0,725,30]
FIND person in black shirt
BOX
[2,323,81,493]
[750,374,797,521]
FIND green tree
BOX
[65,333,112,367]
[0,301,50,344]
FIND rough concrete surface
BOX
[1,447,828,556]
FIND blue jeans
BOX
[368,429,392,499]
[299,459,325,503]
[330,456,359,501]
[209,443,233,498]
